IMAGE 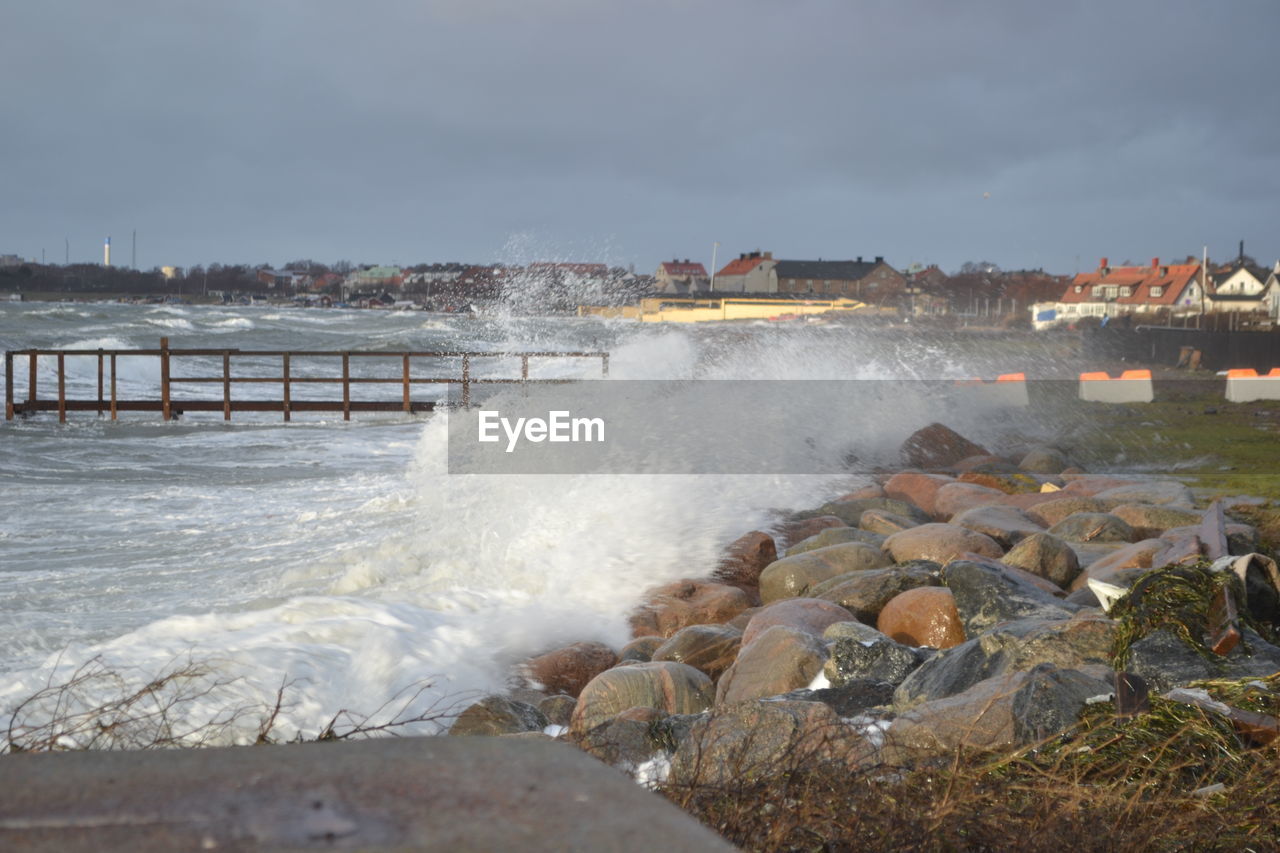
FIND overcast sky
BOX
[4,1,1278,274]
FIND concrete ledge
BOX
[0,736,734,852]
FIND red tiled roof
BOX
[660,261,707,276]
[716,257,769,277]
[1059,262,1201,306]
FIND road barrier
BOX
[1078,369,1154,403]
[955,372,1029,408]
[1225,367,1280,403]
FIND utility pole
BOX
[64,238,69,265]
[709,241,719,293]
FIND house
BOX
[1048,257,1204,325]
[713,251,777,293]
[774,257,904,302]
[1262,264,1280,321]
[1206,248,1273,314]
[653,259,709,294]
[350,266,404,288]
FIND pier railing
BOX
[5,338,609,423]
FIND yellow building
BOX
[579,295,868,323]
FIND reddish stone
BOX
[957,470,1041,495]
[628,579,751,639]
[775,515,848,547]
[714,530,777,604]
[932,482,1008,519]
[837,484,885,500]
[883,471,954,517]
[525,642,620,698]
[876,587,966,649]
[884,523,1004,564]
[1068,539,1164,591]
[741,598,854,647]
[900,423,989,469]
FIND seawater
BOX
[0,303,997,743]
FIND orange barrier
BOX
[1079,370,1153,403]
[1225,367,1280,402]
[955,372,1029,407]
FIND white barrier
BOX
[1079,369,1154,403]
[955,373,1030,409]
[1225,368,1280,403]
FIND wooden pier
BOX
[5,338,609,423]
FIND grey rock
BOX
[859,509,922,537]
[450,696,549,737]
[825,637,926,687]
[811,564,943,624]
[1019,447,1069,474]
[944,559,1077,636]
[1002,532,1082,589]
[778,680,896,716]
[817,498,931,527]
[1124,627,1280,694]
[785,526,885,556]
[1048,512,1137,543]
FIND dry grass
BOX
[660,677,1280,852]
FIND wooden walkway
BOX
[5,338,609,422]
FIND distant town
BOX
[2,245,1277,329]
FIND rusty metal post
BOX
[601,353,609,377]
[57,353,66,424]
[28,349,37,404]
[461,354,470,408]
[222,352,231,421]
[402,354,411,413]
[160,337,172,421]
[5,351,13,421]
[342,353,351,421]
[97,349,104,416]
[110,354,117,420]
[282,353,292,422]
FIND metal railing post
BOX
[402,354,412,413]
[222,352,231,420]
[342,353,351,421]
[57,353,66,424]
[160,337,172,421]
[282,353,292,422]
[110,354,117,420]
[27,349,37,404]
[461,354,470,408]
[97,349,104,416]
[5,351,13,421]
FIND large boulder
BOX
[785,526,884,556]
[859,509,923,537]
[811,564,943,624]
[900,423,989,469]
[758,543,892,603]
[932,483,1009,519]
[741,598,854,646]
[1093,481,1196,508]
[1124,626,1280,694]
[450,696,549,737]
[944,559,1077,636]
[570,661,713,735]
[778,680,896,717]
[957,469,1042,495]
[629,579,751,638]
[1018,446,1070,475]
[1068,538,1165,591]
[876,587,966,649]
[1048,512,1137,544]
[670,700,864,786]
[652,624,743,681]
[1109,504,1203,540]
[886,665,1111,760]
[883,471,955,517]
[817,498,931,527]
[715,626,828,704]
[950,505,1045,548]
[1025,497,1108,528]
[1002,532,1082,589]
[524,642,619,698]
[713,530,777,600]
[824,636,926,687]
[619,636,663,663]
[893,613,1117,708]
[774,515,848,547]
[884,523,1004,564]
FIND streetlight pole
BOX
[709,242,719,293]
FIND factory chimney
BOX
[104,237,111,267]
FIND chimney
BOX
[1239,240,1245,264]
[856,256,863,263]
[1100,257,1108,270]
[1151,257,1159,269]
[874,256,884,264]
[763,251,773,260]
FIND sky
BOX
[3,0,1278,275]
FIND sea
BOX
[0,302,1045,745]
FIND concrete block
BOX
[1225,368,1280,403]
[955,373,1029,409]
[0,736,734,852]
[1078,370,1153,403]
